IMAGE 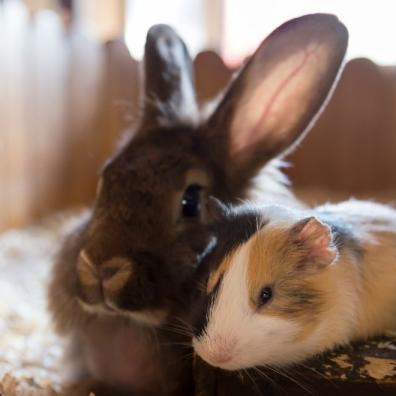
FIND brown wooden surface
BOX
[1,9,396,231]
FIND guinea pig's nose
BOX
[211,350,233,365]
[199,346,233,367]
[194,336,236,368]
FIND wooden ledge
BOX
[194,335,396,395]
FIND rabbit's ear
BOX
[206,14,348,177]
[142,25,198,127]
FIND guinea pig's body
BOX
[192,200,396,371]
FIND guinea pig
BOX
[192,198,396,371]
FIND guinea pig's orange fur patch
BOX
[245,221,396,346]
[246,225,327,340]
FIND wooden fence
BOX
[1,13,396,230]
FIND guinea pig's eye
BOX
[181,184,203,219]
[258,286,273,307]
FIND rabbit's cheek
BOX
[77,282,102,306]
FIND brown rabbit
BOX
[48,14,348,396]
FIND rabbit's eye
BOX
[181,184,202,218]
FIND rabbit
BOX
[48,14,348,396]
[191,198,396,371]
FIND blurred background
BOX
[1,0,396,231]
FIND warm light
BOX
[124,0,205,59]
[125,0,396,66]
[223,0,396,66]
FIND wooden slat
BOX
[65,39,140,207]
[77,0,126,42]
[194,50,232,104]
[288,58,396,193]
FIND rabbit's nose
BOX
[100,257,133,292]
[76,250,101,304]
[77,251,133,304]
[100,266,118,280]
[77,250,99,284]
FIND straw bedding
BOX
[0,214,82,396]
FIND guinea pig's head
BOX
[75,15,347,326]
[192,203,338,370]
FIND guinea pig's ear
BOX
[206,196,229,223]
[292,217,338,270]
[205,14,348,182]
[141,24,198,128]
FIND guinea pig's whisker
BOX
[174,351,195,366]
[264,365,314,396]
[170,317,196,336]
[277,366,313,394]
[195,280,207,293]
[294,363,340,393]
[163,328,191,338]
[298,362,336,385]
[162,323,193,338]
[251,366,279,391]
[282,364,320,388]
[242,369,261,396]
[162,322,188,332]
[164,321,192,334]
[173,316,195,332]
[158,341,192,349]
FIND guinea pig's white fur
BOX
[193,200,396,370]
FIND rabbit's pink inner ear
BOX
[223,14,348,163]
[230,46,321,156]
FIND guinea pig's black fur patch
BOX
[191,205,267,337]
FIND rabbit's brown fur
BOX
[48,16,348,395]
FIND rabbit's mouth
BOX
[77,298,168,326]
